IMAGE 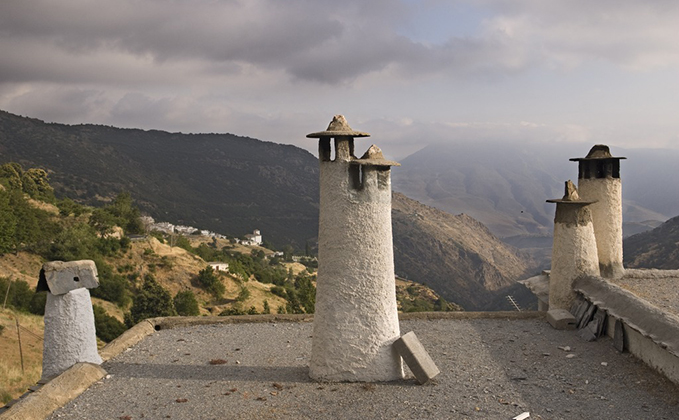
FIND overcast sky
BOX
[1,0,678,159]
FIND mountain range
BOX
[0,110,319,248]
[393,141,678,239]
[0,110,541,310]
[624,215,679,269]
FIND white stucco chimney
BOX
[570,145,626,278]
[39,260,102,381]
[307,115,403,382]
[547,181,600,310]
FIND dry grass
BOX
[0,309,44,404]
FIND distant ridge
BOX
[0,110,320,248]
[392,193,537,310]
[0,110,538,310]
[624,215,679,269]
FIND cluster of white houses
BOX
[139,215,263,246]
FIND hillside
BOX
[624,215,679,269]
[0,110,319,249]
[392,193,538,311]
[1,110,541,311]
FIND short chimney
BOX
[547,181,600,310]
[39,260,103,380]
[570,145,626,278]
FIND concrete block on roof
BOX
[393,331,440,384]
[547,309,576,330]
[42,260,99,295]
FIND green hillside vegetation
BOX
[1,163,455,333]
[0,110,319,249]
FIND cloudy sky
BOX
[1,0,678,159]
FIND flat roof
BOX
[42,314,679,420]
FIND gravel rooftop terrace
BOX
[609,269,679,319]
[45,314,679,420]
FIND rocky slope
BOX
[624,215,679,269]
[1,110,539,310]
[392,193,538,310]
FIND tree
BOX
[236,285,250,302]
[196,266,225,299]
[127,275,176,326]
[174,290,200,316]
[57,198,86,217]
[0,190,16,254]
[22,168,54,202]
[295,274,316,314]
[0,162,23,190]
[282,245,294,262]
[0,278,34,312]
[93,305,127,342]
[89,208,118,236]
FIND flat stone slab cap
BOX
[41,260,99,295]
[547,309,576,330]
[393,331,440,384]
[306,115,370,138]
[570,144,626,161]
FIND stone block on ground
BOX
[547,309,576,330]
[393,331,440,384]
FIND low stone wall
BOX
[574,275,679,384]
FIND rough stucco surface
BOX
[549,219,599,310]
[609,269,679,319]
[310,160,403,382]
[42,288,102,380]
[578,178,624,278]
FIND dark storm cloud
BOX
[0,0,530,86]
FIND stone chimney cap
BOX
[351,144,400,167]
[569,144,626,161]
[38,260,99,295]
[306,115,371,138]
[547,180,597,205]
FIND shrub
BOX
[28,291,47,315]
[127,275,176,326]
[93,304,127,342]
[236,285,250,302]
[174,290,200,316]
[270,286,286,298]
[219,306,245,316]
[0,278,34,312]
[196,266,225,299]
[90,272,130,308]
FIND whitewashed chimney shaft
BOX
[307,115,403,382]
[40,260,102,380]
[547,181,600,310]
[570,145,626,278]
